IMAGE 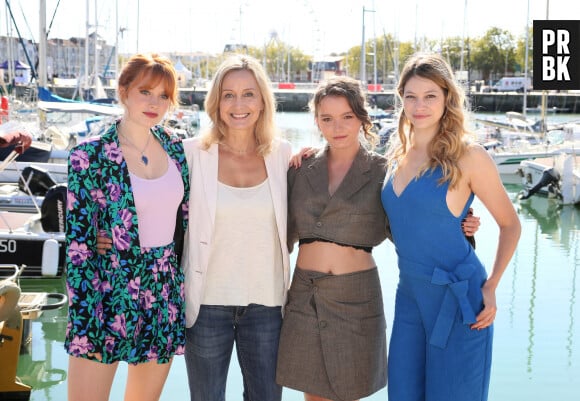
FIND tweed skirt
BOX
[276,267,387,401]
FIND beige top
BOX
[202,179,284,307]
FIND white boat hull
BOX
[0,188,66,278]
[519,155,580,205]
[492,146,580,185]
[0,161,67,184]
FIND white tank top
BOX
[129,156,184,248]
[202,179,284,307]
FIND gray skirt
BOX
[276,267,387,401]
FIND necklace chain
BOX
[219,141,254,155]
[121,131,152,165]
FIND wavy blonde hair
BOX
[310,76,378,148]
[201,54,278,156]
[386,53,471,189]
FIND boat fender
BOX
[41,239,59,277]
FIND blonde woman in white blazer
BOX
[182,136,291,327]
[181,55,292,401]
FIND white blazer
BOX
[182,137,292,327]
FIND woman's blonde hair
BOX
[386,52,471,189]
[310,76,378,148]
[201,54,278,155]
[117,53,178,108]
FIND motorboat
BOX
[480,122,580,184]
[0,205,66,277]
[0,161,67,185]
[517,154,580,205]
[0,157,66,277]
[0,163,65,213]
[475,111,545,133]
[0,184,45,213]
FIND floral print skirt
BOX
[65,242,185,364]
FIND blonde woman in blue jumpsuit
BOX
[380,53,521,401]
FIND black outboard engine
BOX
[41,184,67,233]
[18,166,58,196]
[518,167,561,200]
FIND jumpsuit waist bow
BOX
[399,252,479,349]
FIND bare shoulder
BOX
[461,142,495,168]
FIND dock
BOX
[14,85,580,114]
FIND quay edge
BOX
[16,85,580,114]
[174,89,580,114]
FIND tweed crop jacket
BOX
[287,145,391,253]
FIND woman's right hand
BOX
[96,232,113,255]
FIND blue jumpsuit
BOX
[381,167,493,401]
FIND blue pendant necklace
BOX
[121,130,152,165]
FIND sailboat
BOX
[37,86,122,116]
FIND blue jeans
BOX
[185,304,283,401]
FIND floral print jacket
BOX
[65,123,190,340]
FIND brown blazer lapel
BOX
[334,147,371,200]
[303,149,331,198]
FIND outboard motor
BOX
[518,167,561,200]
[18,166,58,196]
[40,184,67,233]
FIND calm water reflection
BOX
[12,113,580,401]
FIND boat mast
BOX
[93,0,99,92]
[38,0,47,131]
[4,2,14,88]
[38,0,47,88]
[115,0,119,81]
[523,0,530,117]
[84,0,89,100]
[360,6,366,85]
[540,0,550,133]
[460,0,467,73]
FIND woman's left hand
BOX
[471,282,497,330]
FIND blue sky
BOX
[3,0,576,55]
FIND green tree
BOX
[246,39,311,82]
[514,26,533,76]
[471,27,516,81]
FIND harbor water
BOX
[14,111,580,400]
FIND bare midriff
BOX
[296,241,376,275]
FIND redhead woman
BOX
[65,53,189,401]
